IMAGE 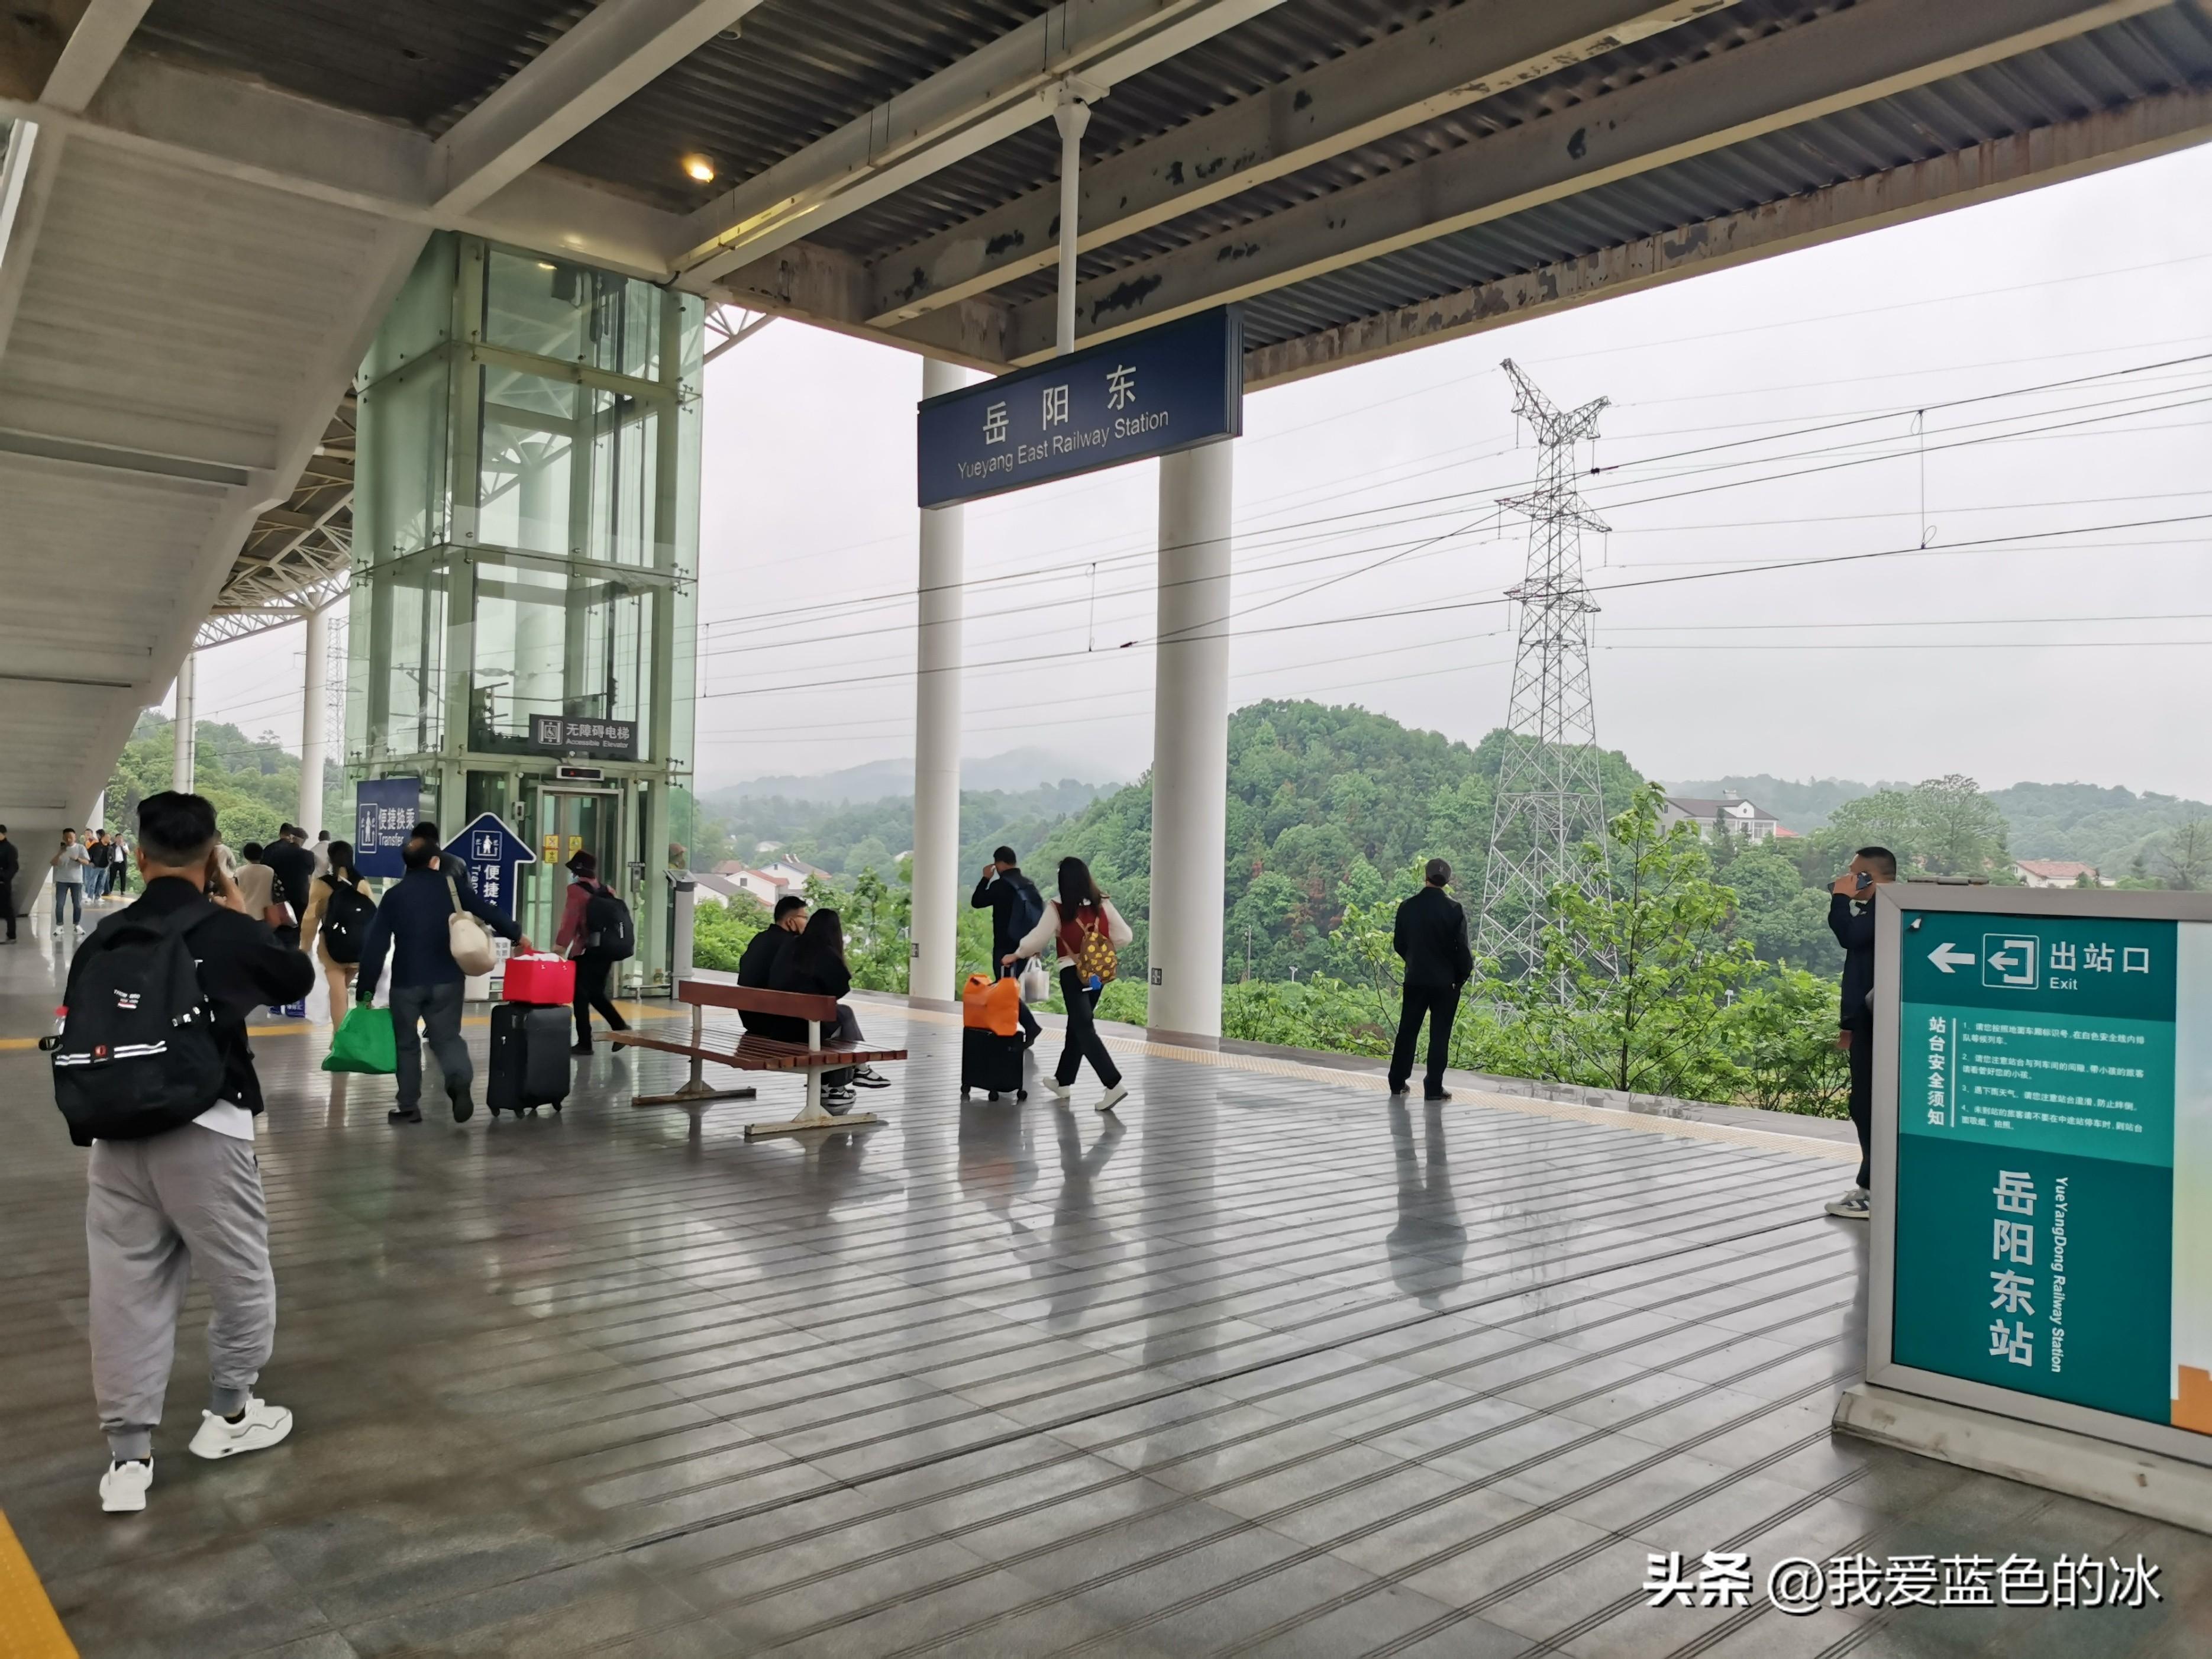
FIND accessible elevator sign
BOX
[916,306,1242,508]
[1875,889,2212,1452]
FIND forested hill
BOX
[1035,699,1642,983]
[1985,780,2212,874]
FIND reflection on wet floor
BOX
[1,934,2207,1657]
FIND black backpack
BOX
[318,873,373,964]
[1007,874,1046,943]
[584,881,634,960]
[46,902,225,1147]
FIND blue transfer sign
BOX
[441,812,534,921]
[353,777,420,879]
[916,306,1242,508]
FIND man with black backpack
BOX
[971,846,1044,1045]
[555,851,632,1055]
[51,790,314,1513]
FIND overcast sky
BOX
[188,140,2212,805]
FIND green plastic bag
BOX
[322,1005,398,1074]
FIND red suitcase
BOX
[503,954,576,1005]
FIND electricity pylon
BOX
[1475,359,1612,984]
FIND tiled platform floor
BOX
[2,914,2208,1657]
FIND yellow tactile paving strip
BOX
[892,1000,1858,1163]
[0,1507,76,1658]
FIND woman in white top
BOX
[1003,855,1135,1113]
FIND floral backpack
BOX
[1073,905,1118,983]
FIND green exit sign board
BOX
[1869,885,2212,1463]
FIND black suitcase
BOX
[489,1003,570,1116]
[961,1025,1026,1101]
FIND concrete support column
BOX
[172,651,196,794]
[1148,438,1233,1043]
[298,604,330,835]
[910,356,967,1006]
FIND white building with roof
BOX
[1660,791,1784,841]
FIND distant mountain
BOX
[1986,780,2212,873]
[1669,772,2211,874]
[706,747,1113,808]
[1665,775,1887,832]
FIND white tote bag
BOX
[445,876,497,976]
[1019,958,1050,1004]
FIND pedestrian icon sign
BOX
[1982,933,2038,990]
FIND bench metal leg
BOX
[637,1080,759,1109]
[632,1003,759,1108]
[743,1065,883,1139]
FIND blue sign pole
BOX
[353,778,420,879]
[916,306,1242,509]
[440,812,535,922]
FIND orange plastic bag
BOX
[962,971,1022,1037]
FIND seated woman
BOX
[763,909,887,1111]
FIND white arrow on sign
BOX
[1928,943,1976,973]
[1988,949,2020,973]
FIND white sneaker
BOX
[1097,1083,1129,1114]
[99,1459,151,1513]
[188,1399,293,1460]
[1825,1187,1871,1221]
[1042,1077,1071,1100]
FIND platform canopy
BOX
[2,0,2210,833]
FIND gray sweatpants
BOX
[391,979,470,1109]
[88,1124,274,1461]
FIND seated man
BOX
[737,895,806,1033]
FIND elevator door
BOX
[524,788,617,947]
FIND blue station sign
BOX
[441,812,534,921]
[916,306,1242,509]
[353,777,420,879]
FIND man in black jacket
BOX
[261,825,316,940]
[1388,858,1474,1101]
[0,822,17,941]
[75,790,315,1513]
[737,895,806,1033]
[1824,846,1895,1220]
[971,846,1043,1043]
[356,832,528,1124]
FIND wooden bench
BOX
[609,979,907,1138]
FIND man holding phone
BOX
[1825,845,1897,1220]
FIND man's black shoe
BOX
[450,1089,474,1124]
[1387,1082,1409,1096]
[571,1041,594,1057]
[1423,1089,1453,1103]
[388,1106,422,1124]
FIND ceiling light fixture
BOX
[682,154,716,183]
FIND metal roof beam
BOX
[711,238,1011,370]
[0,53,676,276]
[998,0,2169,360]
[432,0,767,217]
[671,0,1291,286]
[40,0,150,113]
[1242,83,2212,388]
[868,0,1738,327]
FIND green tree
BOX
[691,892,770,971]
[1719,969,1850,1117]
[1492,785,1759,1098]
[1911,772,2010,876]
[1722,840,1840,971]
[841,865,910,993]
[2154,819,2212,891]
